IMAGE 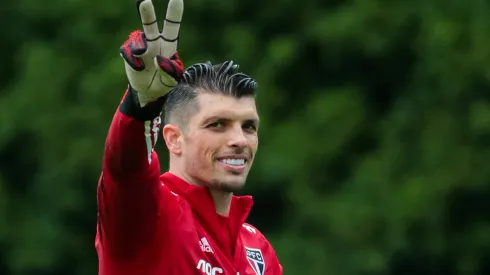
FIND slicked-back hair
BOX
[163,61,258,127]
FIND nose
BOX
[227,124,248,148]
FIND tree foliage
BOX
[1,0,490,274]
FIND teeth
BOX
[220,158,245,166]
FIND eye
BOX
[208,121,225,129]
[243,123,257,132]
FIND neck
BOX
[169,164,233,216]
[209,189,233,216]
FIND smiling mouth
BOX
[217,158,247,166]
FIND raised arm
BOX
[96,88,165,259]
[96,0,184,259]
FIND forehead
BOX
[194,92,258,120]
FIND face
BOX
[176,92,259,192]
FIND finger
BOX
[155,57,179,88]
[161,0,184,58]
[137,0,160,46]
[120,39,145,71]
[129,30,147,57]
[154,55,184,80]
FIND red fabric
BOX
[96,102,283,275]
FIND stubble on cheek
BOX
[187,147,216,184]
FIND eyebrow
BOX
[202,116,260,126]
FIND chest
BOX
[164,208,269,275]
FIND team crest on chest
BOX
[245,246,265,275]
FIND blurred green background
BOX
[1,0,490,274]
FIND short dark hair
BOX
[163,60,258,126]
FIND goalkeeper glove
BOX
[119,0,184,107]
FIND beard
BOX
[210,176,247,193]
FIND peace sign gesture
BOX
[120,0,185,107]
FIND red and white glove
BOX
[120,0,184,107]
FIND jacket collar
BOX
[160,172,253,258]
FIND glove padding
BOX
[120,30,184,107]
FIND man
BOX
[95,0,283,274]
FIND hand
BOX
[120,0,185,107]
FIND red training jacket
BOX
[95,89,283,275]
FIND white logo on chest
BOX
[199,237,213,253]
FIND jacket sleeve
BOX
[277,263,283,274]
[268,239,283,275]
[272,250,283,274]
[96,88,167,259]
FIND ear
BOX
[162,124,182,155]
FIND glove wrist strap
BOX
[120,85,166,121]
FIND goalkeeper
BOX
[95,0,283,274]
